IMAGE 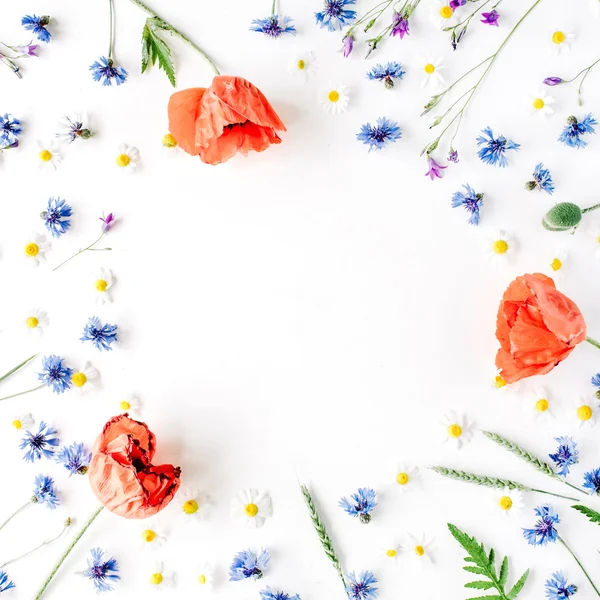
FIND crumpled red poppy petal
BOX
[167,87,206,156]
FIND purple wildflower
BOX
[342,34,354,57]
[391,12,410,39]
[450,0,466,8]
[448,149,459,163]
[481,10,500,26]
[14,43,39,56]
[425,155,447,180]
[451,184,484,225]
[544,77,564,86]
[100,212,115,232]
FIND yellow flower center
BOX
[95,279,108,292]
[142,529,156,543]
[596,235,600,245]
[244,503,259,517]
[25,243,39,257]
[415,545,425,557]
[120,400,131,411]
[328,90,340,103]
[39,149,52,162]
[297,59,306,70]
[448,423,462,438]
[386,548,397,557]
[183,499,199,515]
[440,5,453,18]
[552,31,566,44]
[396,472,409,485]
[536,398,549,412]
[493,240,508,254]
[162,133,177,148]
[198,574,207,585]
[424,63,435,74]
[116,153,131,167]
[494,375,507,388]
[12,419,22,430]
[71,372,87,388]
[551,258,562,271]
[577,405,593,421]
[26,316,39,328]
[533,98,545,110]
[150,573,163,585]
[499,495,513,510]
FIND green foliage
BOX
[141,17,176,87]
[542,202,582,231]
[448,523,530,600]
[431,466,530,491]
[572,504,600,525]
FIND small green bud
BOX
[542,202,583,231]
[384,76,394,90]
[427,140,439,153]
[567,115,577,125]
[430,116,442,128]
[525,181,537,191]
[359,513,372,524]
[40,16,51,26]
[364,18,377,32]
[595,390,600,401]
[79,128,93,140]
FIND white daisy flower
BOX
[70,361,99,393]
[140,520,167,552]
[321,83,349,115]
[572,397,598,428]
[94,268,114,304]
[37,140,63,171]
[196,563,214,590]
[11,413,34,432]
[421,56,444,88]
[492,372,520,393]
[24,232,50,267]
[391,463,418,493]
[230,489,273,529]
[549,29,575,55]
[530,90,555,117]
[118,393,142,415]
[178,487,211,521]
[401,534,435,568]
[289,50,317,82]
[484,230,514,265]
[548,248,568,279]
[522,387,554,422]
[161,133,181,157]
[430,0,457,29]
[148,561,174,591]
[115,143,140,172]
[495,488,524,517]
[56,111,92,143]
[381,543,400,565]
[441,412,474,449]
[24,308,49,335]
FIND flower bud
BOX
[79,128,93,140]
[542,202,582,231]
[384,75,394,90]
[543,77,563,86]
[525,181,537,191]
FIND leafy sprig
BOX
[141,18,176,86]
[448,523,530,600]
[572,504,600,526]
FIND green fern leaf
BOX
[140,17,176,87]
[507,570,530,599]
[572,504,600,525]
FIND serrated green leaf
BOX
[572,505,600,525]
[464,566,487,575]
[507,569,530,599]
[467,596,503,600]
[141,22,152,74]
[465,581,495,590]
[488,548,496,574]
[139,17,176,87]
[499,556,509,588]
[464,557,477,563]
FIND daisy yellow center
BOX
[150,573,163,585]
[536,398,549,412]
[26,316,39,328]
[424,63,435,74]
[533,98,545,110]
[577,405,593,421]
[448,423,462,438]
[116,153,131,167]
[440,5,453,18]
[198,574,207,585]
[551,258,562,271]
[12,419,22,430]
[494,375,507,388]
[39,149,52,162]
[95,279,108,292]
[297,59,306,70]
[386,549,397,558]
[493,240,508,254]
[499,495,513,510]
[552,31,566,44]
[25,243,39,257]
[142,529,156,543]
[71,372,87,388]
[328,90,340,103]
[162,133,177,148]
[596,235,600,245]
[396,472,409,485]
[415,545,425,557]
[244,503,259,517]
[183,499,199,515]
[120,400,131,411]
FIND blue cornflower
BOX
[545,571,578,599]
[32,474,60,509]
[582,468,600,495]
[250,15,296,38]
[477,127,520,167]
[367,62,405,89]
[559,114,597,149]
[339,488,377,524]
[77,548,120,593]
[0,114,22,145]
[81,317,118,351]
[523,505,560,546]
[21,15,51,42]
[20,421,60,462]
[526,163,555,194]
[55,442,92,476]
[549,437,579,477]
[260,587,301,600]
[346,571,378,600]
[0,571,15,594]
[592,373,600,388]
[37,355,74,394]
[451,184,484,225]
[229,549,270,581]
[90,56,128,86]
[315,0,357,31]
[42,197,72,238]
[357,118,401,152]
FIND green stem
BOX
[34,506,103,600]
[582,203,600,215]
[563,57,600,84]
[108,0,114,58]
[530,488,580,502]
[271,0,276,15]
[562,480,589,496]
[445,0,494,31]
[0,354,38,385]
[559,537,600,596]
[52,231,107,272]
[586,337,600,351]
[0,503,30,534]
[0,384,44,403]
[125,0,221,75]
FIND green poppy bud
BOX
[542,203,582,231]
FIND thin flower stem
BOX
[0,503,30,534]
[445,0,494,31]
[0,354,38,385]
[125,0,221,75]
[582,203,600,215]
[559,537,600,596]
[108,0,115,58]
[52,231,107,272]
[530,488,580,502]
[586,337,600,351]
[34,506,104,600]
[349,0,393,32]
[562,57,600,84]
[0,384,44,403]
[271,0,277,15]
[562,480,589,495]
[435,55,493,99]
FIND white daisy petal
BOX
[484,230,514,265]
[289,50,317,82]
[321,82,349,115]
[230,488,272,528]
[115,143,140,172]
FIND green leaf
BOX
[139,17,176,87]
[465,581,495,590]
[464,566,487,575]
[467,596,503,600]
[507,569,530,599]
[499,556,509,588]
[572,505,600,525]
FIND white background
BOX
[1,0,600,598]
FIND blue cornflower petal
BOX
[81,317,118,351]
[366,62,405,88]
[229,549,270,581]
[20,421,60,462]
[522,505,560,546]
[476,127,520,167]
[582,468,600,495]
[592,373,600,388]
[451,184,484,225]
[559,114,597,149]
[346,571,378,600]
[339,488,378,523]
[549,437,579,477]
[260,587,301,600]
[55,442,92,476]
[0,570,16,594]
[315,0,357,31]
[37,355,74,394]
[0,114,22,145]
[357,118,401,152]
[32,474,60,509]
[77,548,121,593]
[250,15,296,38]
[42,197,72,238]
[529,163,555,194]
[89,56,128,86]
[545,571,578,599]
[21,15,51,42]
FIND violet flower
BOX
[448,149,459,163]
[481,10,500,26]
[342,34,354,57]
[450,0,466,8]
[544,77,563,86]
[99,213,116,232]
[425,155,447,180]
[391,12,410,39]
[14,43,39,56]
